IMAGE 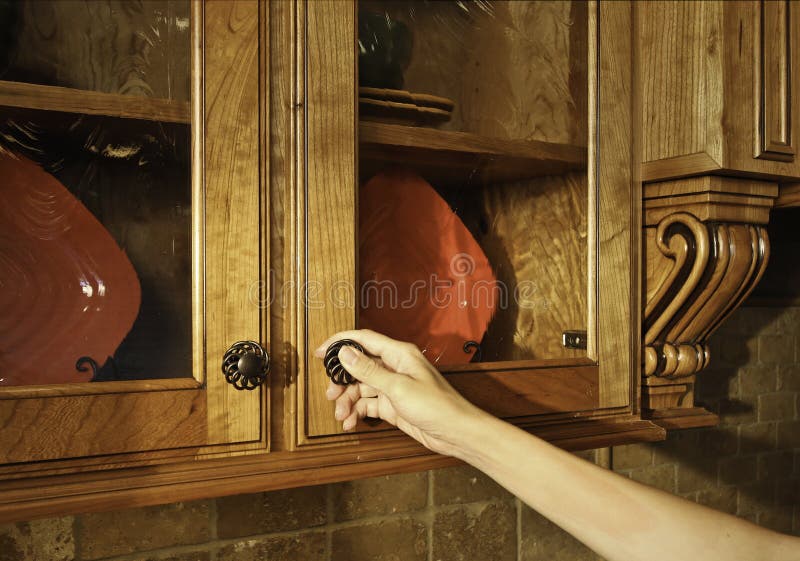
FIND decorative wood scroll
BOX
[641,177,778,422]
[642,177,779,382]
[644,213,769,378]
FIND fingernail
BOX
[343,419,355,431]
[339,346,358,366]
[335,405,345,420]
[326,386,337,399]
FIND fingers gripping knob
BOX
[324,339,365,386]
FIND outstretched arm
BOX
[316,329,800,561]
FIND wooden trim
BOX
[754,0,797,162]
[644,193,774,225]
[643,176,778,225]
[266,0,301,453]
[203,0,264,445]
[0,404,628,480]
[630,0,643,415]
[0,80,191,123]
[440,357,595,374]
[0,391,207,464]
[447,366,599,418]
[643,407,719,430]
[291,0,307,452]
[191,0,205,386]
[0,379,201,400]
[596,0,635,408]
[0,416,664,524]
[642,152,723,183]
[587,0,598,362]
[259,0,272,454]
[301,0,358,440]
[644,176,779,200]
[774,181,800,207]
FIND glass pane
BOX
[0,1,192,386]
[357,1,589,366]
[1,0,190,99]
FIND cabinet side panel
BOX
[722,1,800,179]
[598,1,635,408]
[639,1,723,167]
[204,0,262,443]
[303,1,357,438]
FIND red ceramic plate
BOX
[359,168,497,365]
[0,152,141,385]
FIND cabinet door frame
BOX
[296,0,639,446]
[0,0,269,475]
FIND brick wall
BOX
[2,306,799,561]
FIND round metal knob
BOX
[324,339,365,386]
[222,341,269,390]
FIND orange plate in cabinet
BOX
[0,152,141,386]
[359,168,497,365]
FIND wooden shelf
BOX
[0,80,191,124]
[359,121,587,184]
[775,182,800,208]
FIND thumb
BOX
[338,346,395,393]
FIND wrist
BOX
[443,405,503,465]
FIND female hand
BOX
[315,330,487,457]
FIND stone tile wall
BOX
[2,306,798,560]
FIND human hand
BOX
[314,330,488,457]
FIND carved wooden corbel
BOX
[642,176,778,426]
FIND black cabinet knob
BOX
[324,339,365,386]
[222,341,269,390]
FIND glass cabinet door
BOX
[303,0,634,440]
[0,1,265,466]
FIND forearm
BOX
[451,411,799,561]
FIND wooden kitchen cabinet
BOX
[0,0,662,522]
[0,0,267,480]
[639,0,800,183]
[291,0,650,447]
[636,0,800,427]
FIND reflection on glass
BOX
[0,1,191,386]
[1,0,190,100]
[357,1,589,365]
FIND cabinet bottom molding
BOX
[0,416,664,523]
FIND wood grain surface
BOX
[639,0,800,182]
[203,0,263,444]
[0,379,200,400]
[7,0,191,100]
[643,209,771,378]
[639,1,723,166]
[643,175,778,225]
[396,1,586,146]
[596,0,636,409]
[446,365,599,417]
[774,182,800,208]
[478,173,588,361]
[359,121,586,184]
[0,391,206,464]
[302,0,357,439]
[754,0,797,161]
[0,80,191,122]
[0,414,665,524]
[643,406,719,431]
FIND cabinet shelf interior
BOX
[359,121,587,185]
[0,80,191,124]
